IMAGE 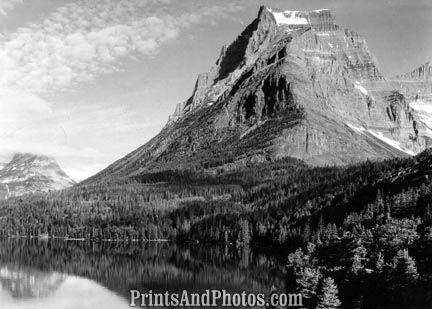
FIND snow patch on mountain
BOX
[408,99,432,140]
[368,131,416,156]
[267,8,309,25]
[346,123,416,156]
[410,100,432,115]
[354,81,369,95]
[417,115,432,130]
[346,122,366,133]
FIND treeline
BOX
[0,154,423,244]
[0,174,246,240]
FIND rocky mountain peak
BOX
[264,7,337,31]
[0,153,75,199]
[2,153,68,177]
[9,153,57,166]
[85,6,432,184]
[168,6,383,125]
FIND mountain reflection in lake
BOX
[0,239,286,309]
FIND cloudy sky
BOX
[0,0,431,180]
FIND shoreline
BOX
[3,235,170,242]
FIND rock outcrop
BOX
[396,61,432,81]
[85,7,432,184]
[390,61,432,151]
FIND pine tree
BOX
[385,202,392,221]
[351,252,363,275]
[296,266,321,305]
[316,277,341,309]
[375,190,385,213]
[392,249,419,286]
[376,251,385,272]
[350,244,367,275]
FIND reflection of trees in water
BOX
[0,265,66,299]
[0,239,286,300]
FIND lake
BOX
[0,239,287,309]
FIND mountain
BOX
[0,153,75,199]
[391,61,432,142]
[1,7,432,307]
[85,7,432,185]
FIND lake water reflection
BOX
[0,239,286,309]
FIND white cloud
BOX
[0,0,243,93]
[0,0,23,15]
[0,88,160,180]
[0,87,52,137]
[0,0,244,179]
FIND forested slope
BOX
[1,151,432,307]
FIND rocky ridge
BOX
[391,60,432,150]
[396,61,432,81]
[85,7,432,184]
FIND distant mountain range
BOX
[85,6,432,185]
[0,153,75,199]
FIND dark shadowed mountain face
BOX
[85,7,432,185]
[0,153,75,199]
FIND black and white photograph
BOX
[0,0,431,308]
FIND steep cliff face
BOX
[0,153,75,199]
[390,61,432,154]
[397,61,432,81]
[85,7,431,184]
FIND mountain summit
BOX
[86,6,432,184]
[0,153,75,199]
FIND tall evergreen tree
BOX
[316,277,341,309]
[375,251,385,272]
[392,249,419,286]
[350,242,367,275]
[296,267,321,307]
